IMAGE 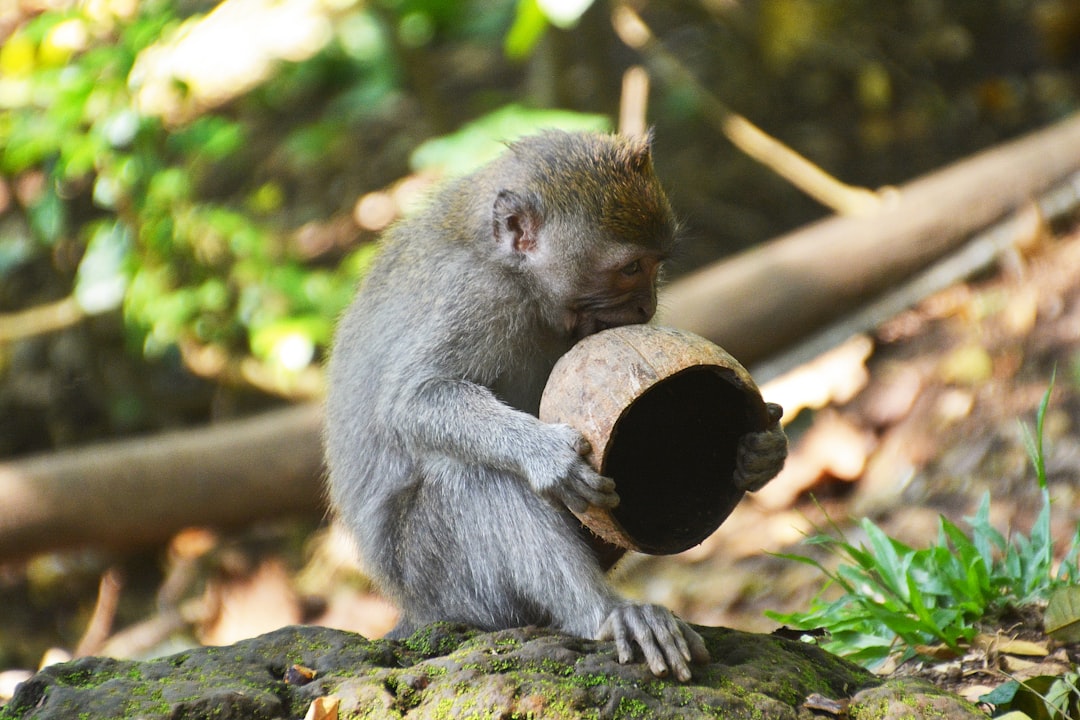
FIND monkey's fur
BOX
[324,131,787,681]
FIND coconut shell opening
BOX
[539,324,768,555]
[600,365,759,554]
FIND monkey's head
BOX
[490,131,677,341]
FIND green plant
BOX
[768,381,1080,668]
[0,1,386,389]
[1,0,603,404]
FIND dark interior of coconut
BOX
[601,365,760,554]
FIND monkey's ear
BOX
[493,189,542,255]
[624,129,655,172]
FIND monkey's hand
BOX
[597,602,710,682]
[733,402,788,492]
[527,423,619,514]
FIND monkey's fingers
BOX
[765,401,784,426]
[598,613,636,666]
[560,478,619,514]
[599,604,696,682]
[733,424,788,492]
[573,436,593,457]
[677,620,711,664]
[578,469,618,508]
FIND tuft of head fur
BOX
[496,131,676,253]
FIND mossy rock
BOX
[0,624,982,719]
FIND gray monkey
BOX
[324,131,787,681]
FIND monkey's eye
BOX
[619,260,643,276]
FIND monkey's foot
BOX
[596,602,710,682]
[733,402,788,492]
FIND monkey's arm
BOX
[404,377,618,512]
[733,402,788,492]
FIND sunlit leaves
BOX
[505,0,595,59]
[410,103,610,176]
[25,184,67,245]
[536,0,593,28]
[768,385,1080,669]
[75,221,133,314]
[167,116,246,162]
[982,672,1080,720]
[505,0,547,60]
[0,0,612,398]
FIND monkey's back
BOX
[322,185,561,575]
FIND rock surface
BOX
[1,623,983,719]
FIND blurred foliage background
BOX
[1,0,1078,455]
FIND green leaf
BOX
[504,0,547,60]
[1056,527,1080,584]
[1045,585,1080,644]
[861,519,912,602]
[27,183,67,244]
[979,680,1020,706]
[988,674,1075,720]
[249,317,325,371]
[410,104,611,176]
[966,491,1008,562]
[536,0,594,28]
[1020,374,1054,489]
[1044,672,1080,719]
[75,221,133,314]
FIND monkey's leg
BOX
[387,463,613,630]
[388,463,708,680]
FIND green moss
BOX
[402,623,475,657]
[521,657,574,678]
[613,697,651,719]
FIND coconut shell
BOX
[539,324,768,554]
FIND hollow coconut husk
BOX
[539,324,768,555]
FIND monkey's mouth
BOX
[575,318,618,340]
[594,319,617,332]
[581,317,650,340]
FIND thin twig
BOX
[611,4,881,216]
[619,65,650,138]
[74,567,123,658]
[0,296,84,344]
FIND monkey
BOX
[323,131,788,682]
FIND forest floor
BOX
[625,217,1080,707]
[2,219,1080,710]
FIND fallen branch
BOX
[656,112,1080,366]
[3,117,1079,561]
[751,176,1079,384]
[0,296,84,344]
[0,404,324,561]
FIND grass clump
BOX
[768,381,1080,668]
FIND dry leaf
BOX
[915,643,962,661]
[759,334,873,419]
[959,684,997,704]
[303,695,339,720]
[997,639,1051,657]
[803,692,848,715]
[285,664,317,685]
[939,345,993,386]
[1045,584,1080,643]
[1000,655,1042,673]
[198,558,302,646]
[974,633,1050,657]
